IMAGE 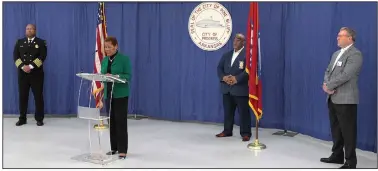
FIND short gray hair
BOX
[340,27,356,42]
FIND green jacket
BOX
[101,52,132,99]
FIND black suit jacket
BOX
[13,37,47,72]
[217,48,249,96]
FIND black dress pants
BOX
[222,93,251,137]
[106,97,129,154]
[18,70,44,122]
[328,99,357,165]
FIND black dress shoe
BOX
[339,163,356,169]
[16,120,26,126]
[37,121,44,126]
[320,156,344,164]
[106,151,117,155]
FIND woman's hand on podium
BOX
[106,73,120,78]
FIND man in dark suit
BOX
[321,27,363,169]
[13,24,47,126]
[216,33,251,141]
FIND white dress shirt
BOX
[231,46,244,66]
[331,43,353,71]
[28,37,35,43]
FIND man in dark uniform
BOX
[216,33,251,141]
[13,24,47,126]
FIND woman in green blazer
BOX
[101,36,132,159]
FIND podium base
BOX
[71,153,118,165]
[93,120,109,130]
[94,124,109,130]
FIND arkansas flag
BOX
[246,2,263,120]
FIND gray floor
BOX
[3,117,377,168]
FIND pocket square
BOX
[337,61,342,66]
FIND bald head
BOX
[25,24,36,38]
[235,33,245,41]
[233,33,245,51]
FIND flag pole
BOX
[247,119,266,150]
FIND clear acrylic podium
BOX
[72,73,127,165]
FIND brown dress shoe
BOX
[242,136,250,141]
[216,132,232,137]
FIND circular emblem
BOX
[188,2,232,51]
[35,44,39,49]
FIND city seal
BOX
[188,2,233,51]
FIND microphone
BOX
[80,50,98,73]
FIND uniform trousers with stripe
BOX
[18,69,44,122]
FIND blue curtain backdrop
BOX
[2,2,376,152]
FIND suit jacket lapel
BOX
[111,53,120,66]
[328,50,340,71]
[225,51,233,69]
[338,46,354,62]
[231,49,245,68]
[111,53,123,74]
[329,46,354,75]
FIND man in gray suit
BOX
[321,27,363,169]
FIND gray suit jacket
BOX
[324,45,363,104]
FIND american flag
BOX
[92,2,108,108]
[246,2,263,120]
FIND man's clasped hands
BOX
[322,83,335,95]
[223,75,238,85]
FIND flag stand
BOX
[272,129,298,137]
[247,119,266,150]
[127,114,148,120]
